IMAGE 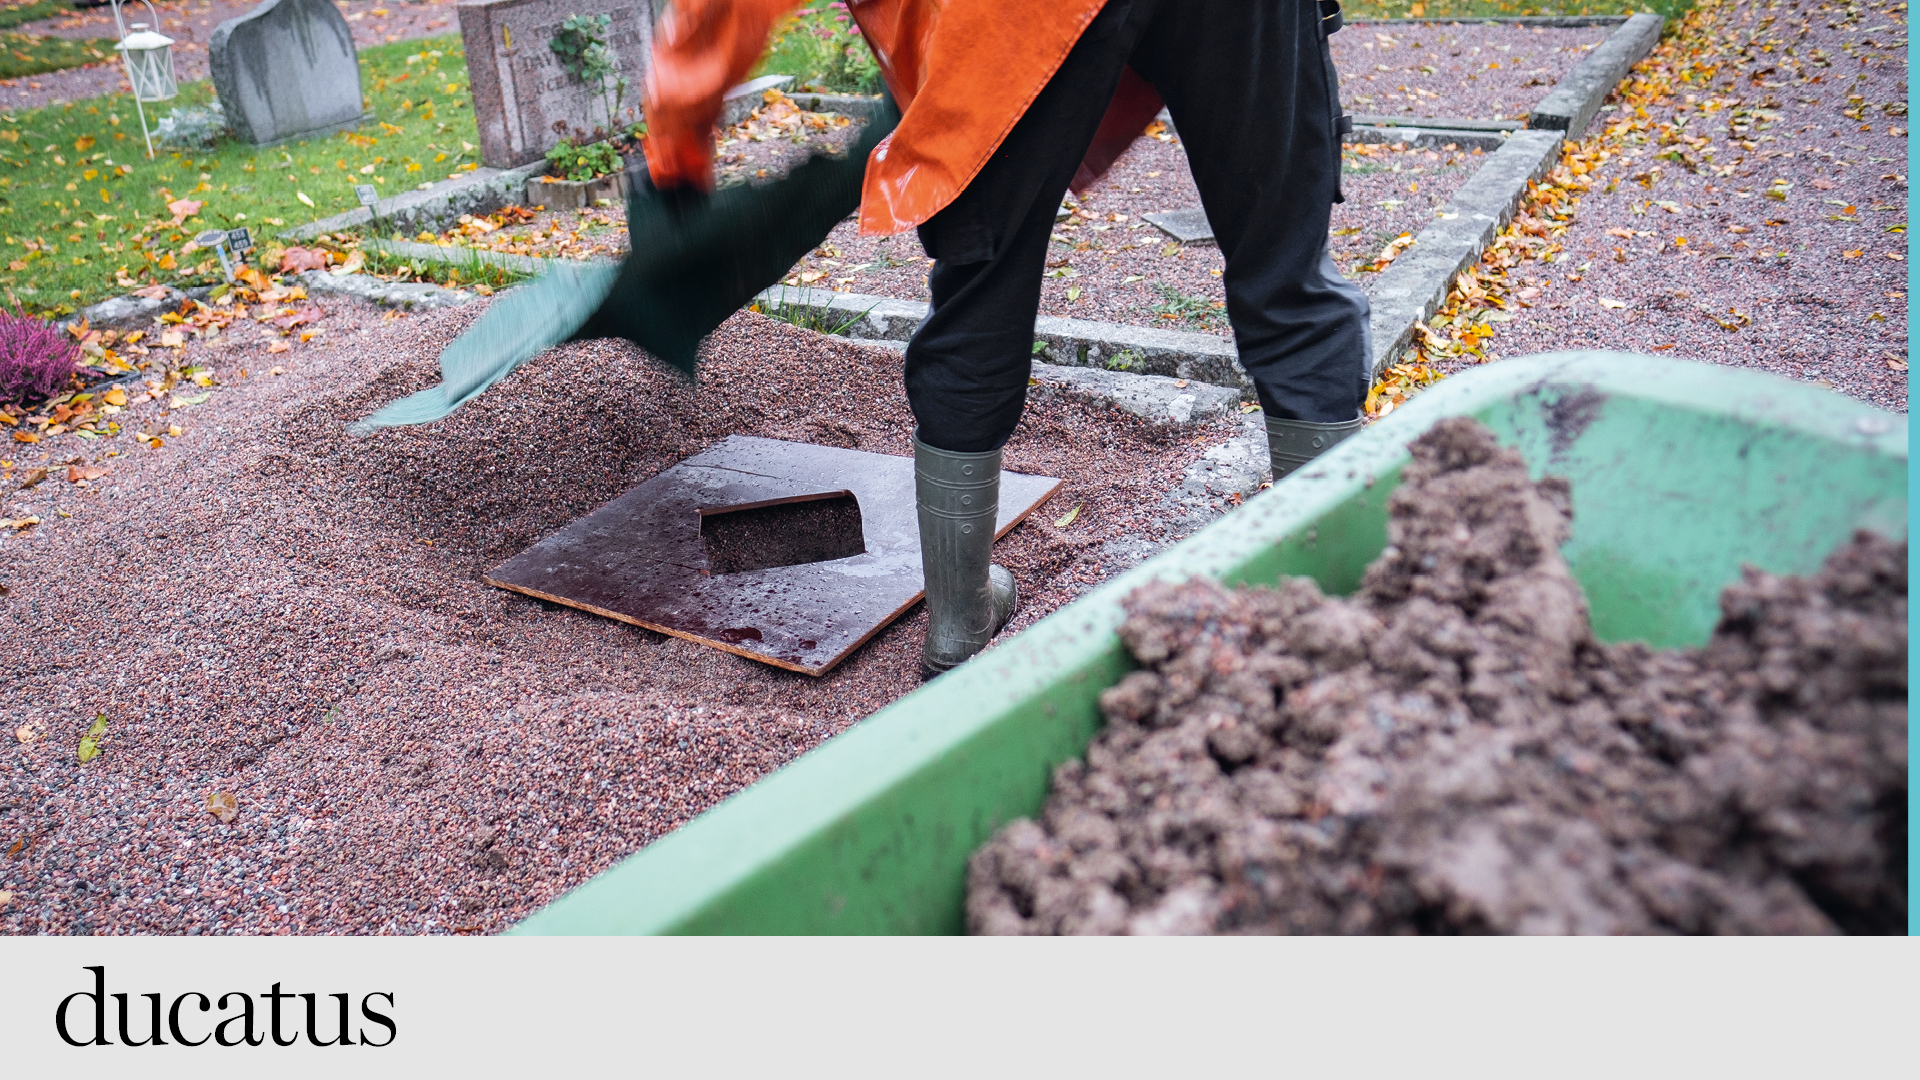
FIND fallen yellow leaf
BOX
[102,387,127,407]
[1599,298,1627,309]
[76,714,108,763]
[1053,503,1084,529]
[206,790,239,823]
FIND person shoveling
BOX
[352,0,1373,679]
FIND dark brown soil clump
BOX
[967,418,1907,935]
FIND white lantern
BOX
[117,28,177,104]
[109,0,177,159]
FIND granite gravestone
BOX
[209,0,366,146]
[459,0,655,169]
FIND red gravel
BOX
[794,135,1486,337]
[0,291,1236,935]
[1477,0,1908,414]
[1334,20,1614,123]
[1,0,461,111]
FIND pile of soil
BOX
[968,418,1907,935]
[0,297,1234,935]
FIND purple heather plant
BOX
[0,306,78,407]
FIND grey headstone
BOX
[209,0,367,147]
[1143,207,1215,244]
[460,0,657,169]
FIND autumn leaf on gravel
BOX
[279,247,332,274]
[66,465,106,483]
[1605,227,1636,239]
[1053,503,1083,529]
[12,431,38,444]
[267,341,292,354]
[169,392,211,408]
[206,790,239,824]
[272,307,321,331]
[76,714,107,764]
[159,330,185,349]
[1844,250,1864,259]
[1599,298,1627,309]
[102,387,127,407]
[1,516,39,531]
[16,466,46,489]
[166,199,204,227]
[14,720,44,744]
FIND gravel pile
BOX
[968,417,1907,935]
[1479,0,1908,413]
[0,294,1235,934]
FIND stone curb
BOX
[721,75,796,127]
[1028,359,1243,426]
[785,91,891,122]
[295,271,472,311]
[1349,124,1507,152]
[1350,115,1523,132]
[1365,128,1564,373]
[750,285,1253,395]
[278,160,552,243]
[1529,13,1665,137]
[59,287,191,331]
[1347,16,1629,28]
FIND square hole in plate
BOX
[700,491,866,575]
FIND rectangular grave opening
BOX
[699,491,866,575]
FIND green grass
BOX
[0,0,71,31]
[0,34,480,316]
[1343,0,1693,22]
[1148,282,1225,329]
[357,244,530,292]
[753,5,882,94]
[0,30,114,78]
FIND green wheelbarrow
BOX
[510,351,1908,935]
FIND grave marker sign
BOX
[458,0,656,169]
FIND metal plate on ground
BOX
[484,436,1063,675]
[1143,207,1216,244]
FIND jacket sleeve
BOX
[643,0,806,191]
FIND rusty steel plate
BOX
[483,435,1063,675]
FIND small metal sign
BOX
[226,226,252,255]
[194,229,236,283]
[354,184,379,207]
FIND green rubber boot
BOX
[915,436,1018,678]
[1266,414,1364,481]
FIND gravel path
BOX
[1334,20,1614,122]
[791,135,1485,337]
[0,291,1238,935]
[1470,0,1908,413]
[0,0,460,111]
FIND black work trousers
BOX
[905,0,1371,453]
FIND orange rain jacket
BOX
[642,0,1164,236]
